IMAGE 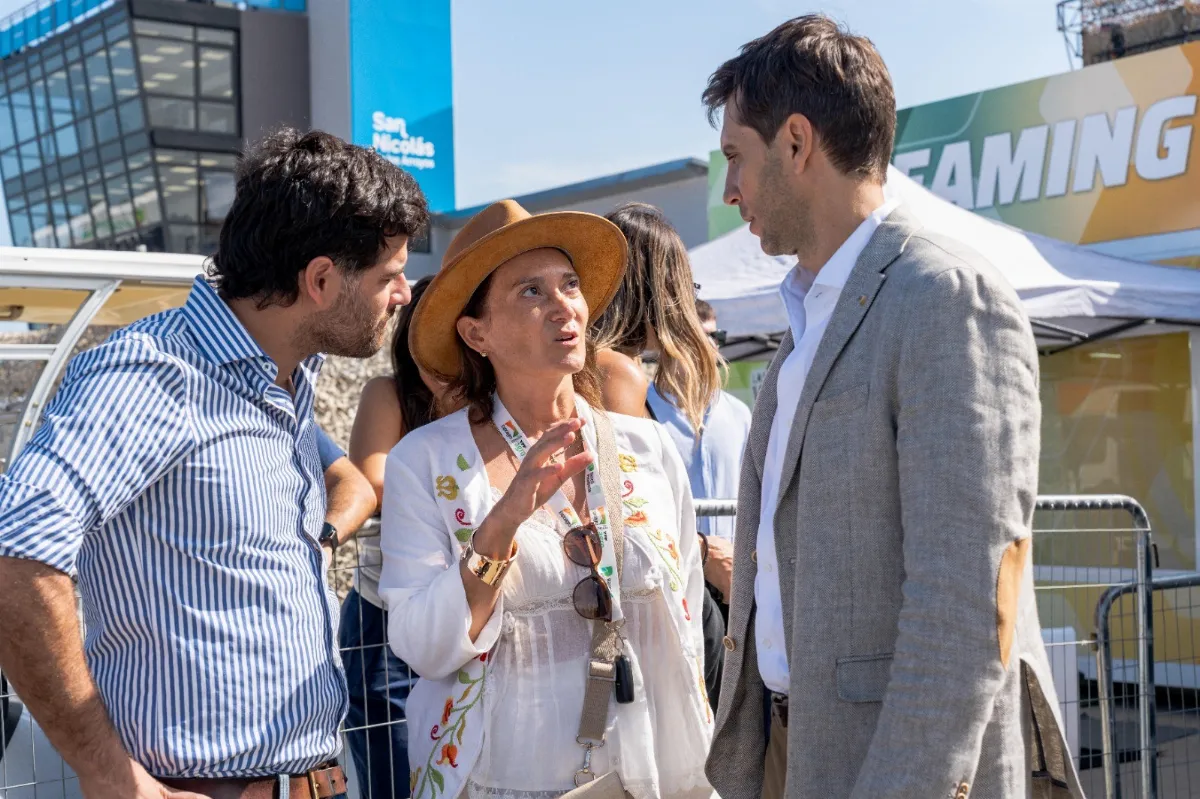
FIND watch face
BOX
[320,523,338,545]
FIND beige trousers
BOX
[761,704,788,799]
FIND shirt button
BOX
[722,636,736,652]
[764,638,772,649]
[765,562,774,573]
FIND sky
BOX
[0,0,1082,239]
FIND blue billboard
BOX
[349,0,455,212]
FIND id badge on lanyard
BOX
[491,396,623,622]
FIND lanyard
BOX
[492,395,623,621]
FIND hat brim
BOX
[410,212,627,380]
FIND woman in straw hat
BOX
[378,200,714,799]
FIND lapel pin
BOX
[858,295,868,306]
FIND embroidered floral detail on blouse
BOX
[414,663,487,797]
[453,509,474,545]
[436,475,459,501]
[647,528,684,593]
[618,453,638,473]
[457,453,470,471]
[696,655,713,722]
[625,510,649,527]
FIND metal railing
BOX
[1,493,1194,799]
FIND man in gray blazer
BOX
[702,16,1086,799]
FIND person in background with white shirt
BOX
[703,14,1083,799]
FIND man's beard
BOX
[310,291,393,359]
[756,152,813,258]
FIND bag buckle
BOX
[574,738,603,787]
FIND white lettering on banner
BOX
[1073,106,1137,192]
[931,140,975,208]
[370,111,438,171]
[1044,119,1076,199]
[1135,95,1196,181]
[894,94,1197,207]
[975,125,1049,208]
[892,149,931,185]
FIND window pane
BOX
[138,37,196,98]
[76,118,96,151]
[94,108,118,143]
[198,47,232,98]
[160,159,198,223]
[46,69,73,128]
[85,51,113,110]
[85,169,111,238]
[125,132,149,155]
[107,172,136,235]
[118,98,143,133]
[30,77,49,134]
[67,189,94,245]
[147,96,195,130]
[200,168,234,223]
[197,28,235,46]
[129,166,161,227]
[0,94,15,150]
[198,102,235,134]
[134,21,193,40]
[10,209,33,247]
[67,62,90,116]
[20,140,41,174]
[52,197,71,246]
[55,124,79,158]
[84,33,105,55]
[127,150,151,171]
[5,175,21,195]
[30,201,55,247]
[81,147,99,169]
[198,153,237,170]
[102,153,124,179]
[63,169,84,193]
[168,223,200,253]
[106,20,131,42]
[12,86,36,142]
[109,39,138,99]
[0,149,18,177]
[40,132,56,164]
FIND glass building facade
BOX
[0,2,262,254]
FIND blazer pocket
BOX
[811,383,869,419]
[835,653,893,703]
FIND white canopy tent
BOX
[691,165,1200,359]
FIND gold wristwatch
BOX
[463,533,518,587]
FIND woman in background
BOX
[343,275,441,798]
[591,202,752,707]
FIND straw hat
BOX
[410,199,627,379]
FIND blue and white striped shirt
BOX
[0,276,347,778]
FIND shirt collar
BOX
[808,197,902,291]
[182,276,270,366]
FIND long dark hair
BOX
[392,276,437,432]
[447,272,604,425]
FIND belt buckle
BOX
[306,764,344,799]
[307,770,322,799]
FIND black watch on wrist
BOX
[319,521,339,553]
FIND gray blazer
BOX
[705,208,1086,799]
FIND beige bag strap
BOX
[576,406,625,746]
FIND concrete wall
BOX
[239,12,312,142]
[307,0,351,140]
[405,173,709,281]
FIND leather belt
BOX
[770,691,789,729]
[159,763,346,799]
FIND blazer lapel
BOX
[772,208,921,505]
[748,331,793,478]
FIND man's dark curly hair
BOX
[208,127,430,305]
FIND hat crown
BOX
[443,199,532,268]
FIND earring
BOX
[480,351,488,358]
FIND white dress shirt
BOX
[755,199,900,694]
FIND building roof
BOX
[435,157,709,224]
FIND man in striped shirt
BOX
[0,129,428,799]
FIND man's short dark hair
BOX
[703,14,895,181]
[694,299,716,324]
[209,128,430,305]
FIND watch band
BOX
[464,533,519,587]
[319,521,339,552]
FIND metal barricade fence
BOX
[0,494,1185,799]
